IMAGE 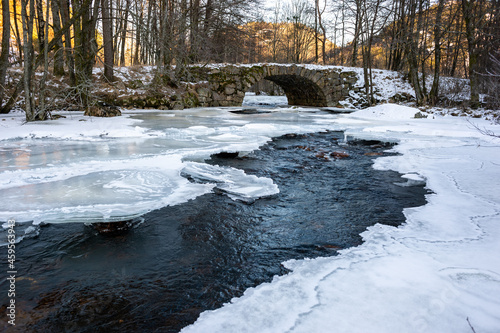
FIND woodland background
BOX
[0,0,499,120]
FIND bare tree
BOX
[351,0,363,66]
[461,0,499,108]
[60,0,76,84]
[0,0,10,111]
[461,0,481,108]
[35,0,46,53]
[282,0,315,63]
[101,0,114,81]
[481,51,500,109]
[51,0,66,76]
[315,0,328,64]
[12,0,23,63]
[73,0,100,107]
[429,0,445,104]
[21,0,36,120]
[39,0,51,119]
[119,0,130,66]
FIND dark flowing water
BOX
[0,131,427,332]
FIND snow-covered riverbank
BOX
[182,104,500,333]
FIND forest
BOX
[0,0,499,121]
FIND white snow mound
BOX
[352,104,424,120]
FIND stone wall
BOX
[191,64,360,108]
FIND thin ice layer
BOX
[0,154,214,224]
[181,162,279,203]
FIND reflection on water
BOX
[0,131,427,332]
[14,149,31,170]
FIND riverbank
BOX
[182,104,500,333]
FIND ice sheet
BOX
[0,107,332,224]
[0,153,215,223]
[182,162,279,203]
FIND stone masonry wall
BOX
[191,64,360,108]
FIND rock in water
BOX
[92,221,130,235]
[212,152,239,158]
[330,151,350,159]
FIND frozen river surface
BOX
[1,100,499,333]
[1,103,332,225]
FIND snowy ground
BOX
[1,103,499,332]
[242,92,288,106]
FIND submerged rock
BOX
[213,152,240,158]
[330,151,350,159]
[92,221,130,235]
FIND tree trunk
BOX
[429,0,445,104]
[351,0,362,67]
[12,0,23,63]
[60,0,75,84]
[418,0,429,97]
[449,15,463,77]
[317,0,327,64]
[38,0,50,120]
[340,1,345,65]
[0,0,10,110]
[133,2,142,65]
[74,0,99,107]
[144,0,153,64]
[102,0,114,81]
[461,0,480,108]
[51,0,65,76]
[189,0,200,62]
[175,0,188,80]
[389,0,405,71]
[204,0,213,33]
[314,0,318,63]
[119,0,129,66]
[113,0,122,63]
[35,0,45,53]
[406,0,425,105]
[21,0,36,121]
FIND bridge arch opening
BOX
[247,79,284,96]
[265,75,327,107]
[249,74,327,107]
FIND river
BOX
[0,98,427,332]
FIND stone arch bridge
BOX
[191,64,360,108]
